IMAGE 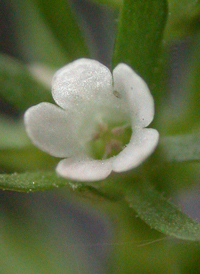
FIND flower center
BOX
[87,122,131,159]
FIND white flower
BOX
[24,59,159,182]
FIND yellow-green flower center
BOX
[88,122,131,159]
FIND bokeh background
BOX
[1,0,200,273]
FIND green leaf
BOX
[0,54,53,112]
[2,171,200,241]
[34,0,89,60]
[125,180,200,241]
[112,0,168,89]
[160,132,200,163]
[0,171,80,192]
[0,172,112,203]
[103,202,179,274]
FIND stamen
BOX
[103,140,122,159]
[103,143,111,159]
[111,124,129,136]
[92,132,100,140]
[98,122,108,132]
[89,121,131,160]
[110,139,123,151]
[111,127,124,136]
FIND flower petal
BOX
[52,58,113,110]
[56,157,113,181]
[24,102,83,157]
[112,128,159,172]
[113,64,155,127]
[52,59,130,143]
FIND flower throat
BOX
[88,122,131,160]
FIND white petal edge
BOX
[112,128,159,172]
[52,58,113,111]
[56,157,113,182]
[113,64,155,128]
[24,102,83,158]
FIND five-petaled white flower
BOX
[24,59,159,181]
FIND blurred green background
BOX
[1,0,200,273]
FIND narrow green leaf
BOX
[125,181,200,241]
[0,54,53,112]
[160,132,200,163]
[34,0,89,60]
[0,172,112,204]
[2,170,200,241]
[0,171,81,192]
[112,0,168,88]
